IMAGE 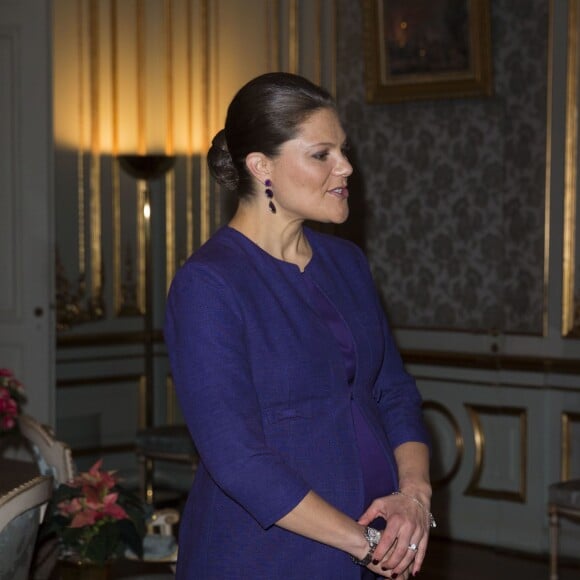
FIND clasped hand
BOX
[357,493,431,579]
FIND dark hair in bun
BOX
[207,72,336,199]
[207,129,238,191]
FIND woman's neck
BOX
[229,203,312,271]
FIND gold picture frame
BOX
[362,0,493,103]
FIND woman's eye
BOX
[313,151,329,161]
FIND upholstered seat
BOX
[17,414,75,580]
[136,424,199,504]
[549,479,580,508]
[548,478,580,580]
[0,475,53,580]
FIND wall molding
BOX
[464,404,527,503]
[403,348,580,375]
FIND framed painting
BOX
[362,0,493,103]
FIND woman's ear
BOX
[245,152,271,183]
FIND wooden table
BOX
[0,457,40,496]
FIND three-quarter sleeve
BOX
[353,249,431,450]
[373,311,431,449]
[164,264,310,529]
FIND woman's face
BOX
[267,108,353,224]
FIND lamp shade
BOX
[118,154,176,181]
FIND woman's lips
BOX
[328,187,349,199]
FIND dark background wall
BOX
[335,0,548,334]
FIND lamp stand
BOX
[118,154,176,503]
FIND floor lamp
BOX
[118,154,176,501]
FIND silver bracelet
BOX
[351,526,382,566]
[392,490,437,528]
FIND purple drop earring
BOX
[265,179,276,214]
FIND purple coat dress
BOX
[164,226,430,579]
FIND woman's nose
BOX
[335,155,353,177]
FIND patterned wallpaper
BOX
[335,0,548,334]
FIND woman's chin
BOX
[331,207,350,225]
[306,204,349,226]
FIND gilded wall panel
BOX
[562,0,580,337]
[561,411,580,480]
[422,401,464,488]
[464,404,527,502]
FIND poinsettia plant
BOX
[42,459,147,566]
[0,368,26,435]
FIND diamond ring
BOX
[408,543,418,552]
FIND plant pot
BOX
[57,558,112,580]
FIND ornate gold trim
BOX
[112,160,122,313]
[422,401,464,488]
[186,155,194,256]
[89,149,103,304]
[200,159,210,243]
[111,0,122,314]
[211,0,220,243]
[0,475,53,530]
[563,0,579,336]
[89,0,103,307]
[200,0,210,243]
[185,0,194,256]
[163,1,176,289]
[362,0,493,103]
[111,0,121,315]
[137,182,146,313]
[166,171,176,293]
[561,411,580,480]
[465,404,527,502]
[165,0,174,154]
[543,0,554,337]
[77,0,86,278]
[208,0,217,145]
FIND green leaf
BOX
[84,521,120,565]
[117,519,144,559]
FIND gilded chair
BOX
[548,478,580,580]
[135,424,199,504]
[17,414,75,485]
[0,475,53,580]
[17,414,75,580]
